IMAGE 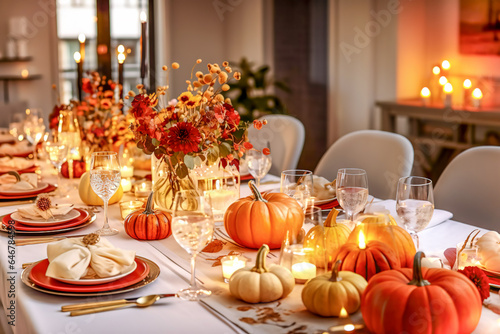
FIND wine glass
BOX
[280,169,314,210]
[171,190,214,301]
[89,151,121,236]
[336,168,369,223]
[23,109,46,165]
[246,150,272,188]
[57,109,81,183]
[9,112,25,141]
[396,176,434,249]
[43,139,68,197]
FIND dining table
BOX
[1,163,500,334]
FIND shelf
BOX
[0,75,42,81]
[0,57,33,63]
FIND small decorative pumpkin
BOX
[301,260,367,317]
[229,244,295,303]
[124,192,172,240]
[304,209,350,269]
[61,158,86,178]
[224,181,304,249]
[347,214,416,268]
[78,171,123,205]
[333,234,400,281]
[476,231,500,271]
[362,252,482,334]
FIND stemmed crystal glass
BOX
[246,150,272,188]
[9,112,25,141]
[57,109,81,184]
[23,109,46,165]
[396,176,434,249]
[89,151,121,236]
[280,169,314,210]
[171,190,214,301]
[43,139,68,197]
[336,168,369,223]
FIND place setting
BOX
[21,233,160,297]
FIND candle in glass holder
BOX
[443,83,453,108]
[121,165,134,178]
[291,262,316,282]
[119,200,144,219]
[221,255,248,283]
[204,188,239,221]
[456,242,481,270]
[134,181,151,197]
[121,178,132,192]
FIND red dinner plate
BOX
[29,257,150,292]
[0,164,36,175]
[240,174,254,181]
[2,208,89,231]
[0,183,56,200]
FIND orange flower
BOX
[253,120,263,130]
[263,147,271,155]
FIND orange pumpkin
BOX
[124,192,172,240]
[224,180,304,249]
[333,238,400,281]
[348,215,416,268]
[362,252,482,334]
[304,209,350,269]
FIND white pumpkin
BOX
[476,231,500,271]
[229,244,295,303]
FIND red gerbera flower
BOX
[166,122,202,154]
[132,94,151,110]
[458,266,490,302]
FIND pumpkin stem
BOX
[329,260,342,282]
[248,180,267,203]
[251,244,270,273]
[408,251,431,287]
[143,191,155,215]
[324,209,339,228]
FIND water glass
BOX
[280,169,314,210]
[246,150,272,188]
[336,168,369,222]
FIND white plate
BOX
[52,262,138,285]
[11,209,80,227]
[314,196,337,205]
[0,182,48,195]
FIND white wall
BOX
[0,0,59,119]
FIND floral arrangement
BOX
[49,72,135,154]
[458,266,490,302]
[128,59,267,179]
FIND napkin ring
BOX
[82,233,100,246]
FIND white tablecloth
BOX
[0,170,499,334]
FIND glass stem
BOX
[102,199,110,230]
[56,166,61,196]
[411,232,420,250]
[256,177,261,188]
[346,211,354,222]
[190,252,197,289]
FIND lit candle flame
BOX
[78,33,86,43]
[339,307,348,318]
[117,44,125,53]
[118,53,126,64]
[358,231,366,249]
[420,87,431,98]
[432,66,441,75]
[438,76,447,86]
[140,11,147,23]
[444,83,453,93]
[463,79,472,89]
[73,51,81,63]
[344,324,355,332]
[472,88,483,99]
[441,60,450,70]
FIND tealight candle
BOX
[121,178,132,192]
[463,79,472,108]
[121,165,134,178]
[291,262,316,282]
[204,189,239,221]
[221,255,247,283]
[119,200,144,219]
[134,182,152,197]
[472,88,483,109]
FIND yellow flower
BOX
[177,91,194,105]
[185,95,202,109]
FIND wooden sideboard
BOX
[376,100,500,179]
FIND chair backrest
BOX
[314,130,414,199]
[247,114,305,176]
[434,146,500,231]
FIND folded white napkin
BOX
[312,175,336,200]
[0,156,33,170]
[17,203,73,220]
[0,141,31,155]
[367,199,453,229]
[0,173,38,191]
[46,237,136,280]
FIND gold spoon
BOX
[62,294,176,316]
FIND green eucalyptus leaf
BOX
[219,142,232,157]
[176,163,189,179]
[184,155,195,169]
[193,156,202,167]
[152,138,160,146]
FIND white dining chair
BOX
[434,146,500,231]
[314,129,414,199]
[247,114,305,176]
